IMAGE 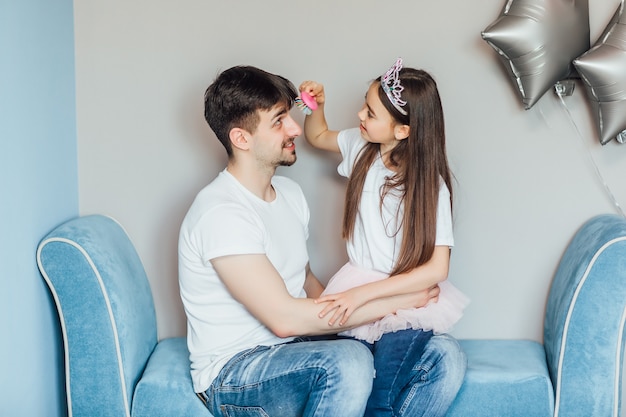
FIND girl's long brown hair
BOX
[342,68,453,276]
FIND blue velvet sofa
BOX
[36,214,626,416]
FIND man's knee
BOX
[334,339,374,373]
[329,340,375,392]
[303,339,373,415]
[424,334,467,388]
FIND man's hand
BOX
[316,284,440,326]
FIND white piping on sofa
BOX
[37,237,132,417]
[554,236,626,417]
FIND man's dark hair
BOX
[204,65,297,156]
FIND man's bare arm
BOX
[211,254,431,337]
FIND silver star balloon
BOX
[482,0,590,109]
[573,3,626,145]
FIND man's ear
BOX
[394,124,410,141]
[229,128,250,151]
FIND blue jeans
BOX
[362,331,466,417]
[202,338,375,417]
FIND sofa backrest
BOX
[37,215,158,417]
[544,213,626,416]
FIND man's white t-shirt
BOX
[337,128,454,275]
[178,169,310,393]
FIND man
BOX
[178,65,464,417]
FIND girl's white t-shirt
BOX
[337,128,454,275]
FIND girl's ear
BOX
[394,124,410,141]
[229,128,250,151]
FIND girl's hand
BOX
[299,81,325,106]
[315,284,441,327]
[315,287,367,326]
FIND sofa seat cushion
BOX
[131,337,211,416]
[131,337,554,417]
[447,339,554,417]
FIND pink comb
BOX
[295,91,318,115]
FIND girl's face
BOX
[357,82,408,154]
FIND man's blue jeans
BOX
[362,331,466,417]
[202,338,375,417]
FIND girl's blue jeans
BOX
[362,330,466,417]
[202,333,466,417]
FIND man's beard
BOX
[277,151,297,167]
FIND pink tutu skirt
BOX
[322,263,470,343]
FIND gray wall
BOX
[75,0,626,344]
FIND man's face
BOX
[251,102,302,168]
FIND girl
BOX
[301,58,469,417]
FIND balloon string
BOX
[555,92,626,218]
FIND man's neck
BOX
[226,160,276,202]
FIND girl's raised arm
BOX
[300,81,340,153]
